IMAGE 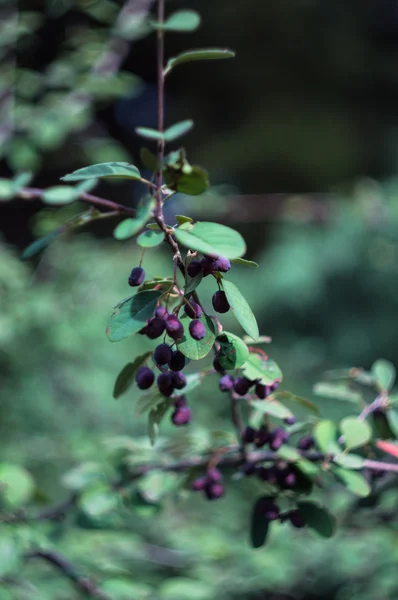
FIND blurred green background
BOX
[1,0,398,598]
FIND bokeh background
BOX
[1,0,398,598]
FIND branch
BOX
[18,187,135,215]
[358,393,388,421]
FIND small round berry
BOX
[255,383,270,400]
[242,426,256,444]
[171,406,192,426]
[269,433,284,451]
[174,396,187,408]
[172,371,187,390]
[184,300,203,319]
[213,354,224,373]
[284,472,297,488]
[254,425,270,447]
[201,256,216,277]
[284,416,297,426]
[219,374,234,392]
[135,366,155,390]
[169,350,186,372]
[257,498,280,521]
[153,343,172,365]
[128,266,145,287]
[297,436,315,451]
[146,317,166,339]
[213,257,231,273]
[205,483,225,500]
[157,372,174,397]
[165,315,184,340]
[243,461,257,476]
[233,377,252,396]
[288,509,306,529]
[207,468,223,483]
[212,290,230,313]
[155,306,169,320]
[189,319,206,341]
[270,381,279,392]
[191,476,207,491]
[187,259,203,278]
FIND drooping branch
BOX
[18,187,136,215]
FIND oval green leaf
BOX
[135,127,164,141]
[113,352,152,399]
[164,120,194,143]
[166,48,235,74]
[0,179,16,201]
[313,382,363,404]
[79,485,118,518]
[61,161,141,182]
[250,496,271,548]
[174,221,246,260]
[175,166,208,195]
[140,147,159,172]
[371,358,396,391]
[114,197,155,241]
[333,466,371,497]
[251,399,293,420]
[22,228,63,260]
[231,258,259,268]
[176,314,215,360]
[216,331,249,370]
[43,185,80,205]
[340,416,372,450]
[159,10,201,32]
[313,420,340,454]
[241,353,283,385]
[0,463,35,507]
[333,453,365,470]
[297,501,336,538]
[222,280,259,341]
[106,291,162,342]
[137,229,164,248]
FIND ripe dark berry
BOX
[242,426,256,444]
[201,256,216,277]
[243,461,257,475]
[146,317,166,339]
[270,381,279,392]
[192,476,207,491]
[255,383,270,400]
[257,498,280,521]
[219,374,234,392]
[189,319,206,341]
[288,509,306,529]
[207,468,223,483]
[172,371,187,390]
[212,290,230,313]
[165,315,184,340]
[284,416,297,426]
[233,377,252,396]
[187,259,203,278]
[284,472,297,488]
[174,395,187,408]
[157,372,174,397]
[153,343,172,365]
[254,425,270,447]
[171,406,192,426]
[169,350,186,372]
[155,306,169,320]
[135,366,155,390]
[297,436,315,451]
[205,483,225,500]
[269,428,288,451]
[184,300,203,319]
[213,354,224,373]
[128,267,145,287]
[213,256,231,273]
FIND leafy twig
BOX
[18,187,136,215]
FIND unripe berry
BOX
[155,306,169,320]
[242,426,256,444]
[169,350,186,372]
[165,315,184,340]
[135,366,155,390]
[205,483,225,500]
[146,317,166,339]
[171,406,192,426]
[213,256,231,273]
[255,383,270,400]
[153,343,172,365]
[233,377,252,396]
[184,300,203,319]
[219,374,234,392]
[172,371,187,390]
[191,476,207,491]
[189,319,206,341]
[212,290,230,313]
[288,509,306,529]
[187,259,202,278]
[157,372,174,397]
[207,468,223,483]
[297,436,315,451]
[128,267,145,287]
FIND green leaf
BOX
[251,399,293,420]
[102,579,153,600]
[166,48,235,73]
[136,229,164,248]
[138,470,180,503]
[175,215,193,226]
[250,496,271,548]
[222,280,259,341]
[106,290,162,342]
[340,416,372,450]
[216,331,249,370]
[164,120,194,142]
[62,462,104,491]
[21,228,63,260]
[113,197,156,241]
[113,352,152,399]
[140,147,159,172]
[333,466,371,497]
[157,10,201,32]
[297,501,336,538]
[135,127,164,141]
[273,391,320,415]
[174,221,246,260]
[79,485,118,518]
[333,453,365,470]
[241,353,283,385]
[387,409,398,439]
[313,382,363,404]
[148,401,170,445]
[371,359,396,391]
[42,185,80,205]
[176,314,215,360]
[61,161,141,182]
[0,463,35,507]
[13,171,33,189]
[0,179,17,201]
[185,270,203,295]
[313,420,340,454]
[174,166,209,195]
[230,258,259,268]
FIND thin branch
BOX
[155,0,166,221]
[18,188,135,215]
[358,393,388,421]
[363,459,398,473]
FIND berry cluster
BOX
[191,467,225,500]
[187,256,231,279]
[217,370,279,399]
[255,497,306,529]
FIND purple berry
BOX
[146,317,166,339]
[187,259,202,278]
[184,300,203,319]
[207,468,223,483]
[284,472,297,488]
[153,343,172,365]
[212,290,230,313]
[174,395,187,408]
[233,377,252,396]
[243,461,257,476]
[135,366,155,390]
[201,257,216,277]
[213,257,231,273]
[242,426,256,444]
[269,428,288,451]
[192,476,207,491]
[155,306,169,320]
[157,372,174,397]
[257,498,280,521]
[165,315,184,340]
[289,509,306,529]
[128,266,145,287]
[205,483,225,500]
[172,371,187,390]
[284,416,297,426]
[189,319,206,341]
[171,406,192,426]
[219,374,234,392]
[254,425,270,447]
[298,436,315,451]
[270,381,279,392]
[169,350,186,372]
[255,383,270,399]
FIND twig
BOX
[18,187,135,215]
[358,393,388,421]
[363,459,398,473]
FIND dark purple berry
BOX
[174,396,187,408]
[187,260,202,278]
[254,425,270,447]
[297,436,315,451]
[270,381,279,392]
[257,466,271,481]
[219,374,234,392]
[189,319,206,341]
[171,406,192,426]
[205,483,225,500]
[257,498,280,521]
[269,427,289,450]
[213,256,231,273]
[284,416,297,426]
[153,343,172,365]
[192,476,207,491]
[201,257,216,277]
[207,468,223,483]
[128,266,145,287]
[157,372,174,397]
[233,377,252,396]
[169,350,186,372]
[288,509,306,529]
[135,366,155,390]
[146,317,166,339]
[255,383,270,399]
[212,290,230,313]
[172,371,187,390]
[165,315,184,340]
[242,426,256,444]
[213,354,224,373]
[184,300,203,319]
[284,472,297,488]
[243,461,257,476]
[155,306,169,320]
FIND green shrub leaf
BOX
[174,221,246,259]
[333,467,371,497]
[231,258,259,268]
[114,197,156,241]
[156,10,201,32]
[297,501,336,538]
[107,291,162,342]
[250,496,271,548]
[313,382,363,404]
[313,420,340,454]
[166,48,235,73]
[176,314,215,360]
[164,119,194,142]
[136,229,164,248]
[140,147,159,172]
[216,331,249,370]
[43,185,80,205]
[61,161,141,181]
[340,416,372,450]
[113,352,152,399]
[222,280,259,341]
[251,399,293,420]
[371,359,396,391]
[22,228,63,260]
[241,353,282,385]
[333,453,365,470]
[135,127,164,141]
[0,463,35,507]
[164,165,209,195]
